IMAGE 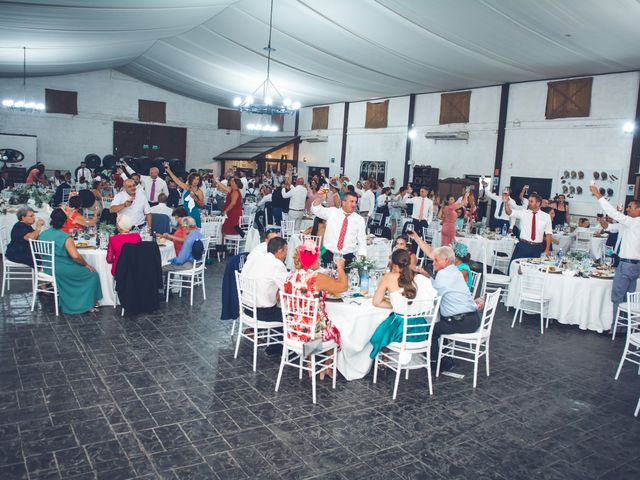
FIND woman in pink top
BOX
[106,215,141,276]
[440,191,469,246]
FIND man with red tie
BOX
[406,186,433,235]
[311,191,367,266]
[504,192,552,263]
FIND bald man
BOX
[122,163,168,206]
[110,179,152,230]
[281,177,308,231]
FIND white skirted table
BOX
[504,259,614,333]
[0,204,51,234]
[552,232,607,260]
[79,241,176,306]
[243,228,261,253]
[455,234,518,263]
[324,298,390,380]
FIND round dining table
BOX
[324,297,390,380]
[504,259,614,333]
[456,234,518,263]
[552,232,607,260]
[78,240,176,306]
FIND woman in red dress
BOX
[216,178,244,241]
[440,191,469,246]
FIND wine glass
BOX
[406,223,414,233]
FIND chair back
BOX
[423,227,437,244]
[373,226,392,240]
[297,234,321,247]
[62,188,72,204]
[491,238,515,274]
[281,220,296,241]
[470,270,482,298]
[397,296,441,350]
[29,239,55,279]
[235,272,257,320]
[0,226,7,255]
[371,213,384,226]
[626,291,640,336]
[574,230,593,252]
[239,214,252,231]
[519,263,548,299]
[280,292,320,348]
[369,240,392,271]
[477,289,501,339]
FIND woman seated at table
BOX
[106,215,141,276]
[39,208,102,314]
[452,242,473,290]
[369,249,438,358]
[160,206,188,255]
[5,207,45,267]
[61,195,97,234]
[283,240,348,379]
[392,235,417,271]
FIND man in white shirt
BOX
[406,186,433,235]
[240,236,289,322]
[483,182,518,232]
[312,190,367,266]
[122,164,168,205]
[150,193,173,217]
[110,179,152,230]
[590,184,640,320]
[281,177,307,231]
[245,229,281,265]
[504,192,552,262]
[358,181,376,218]
[75,161,93,183]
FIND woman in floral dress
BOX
[282,240,348,379]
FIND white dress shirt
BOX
[408,196,434,221]
[484,189,517,221]
[111,190,151,226]
[508,208,552,243]
[599,198,640,260]
[311,204,367,256]
[75,167,93,183]
[245,241,269,266]
[150,203,173,217]
[359,190,376,216]
[241,252,289,308]
[257,193,272,209]
[281,185,307,211]
[124,165,168,203]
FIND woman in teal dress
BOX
[369,250,438,358]
[39,208,103,314]
[164,165,204,228]
[452,242,473,290]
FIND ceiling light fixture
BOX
[233,0,300,126]
[2,47,44,112]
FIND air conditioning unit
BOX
[424,131,469,141]
[301,135,329,143]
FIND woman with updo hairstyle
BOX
[38,208,103,314]
[165,164,204,227]
[369,249,438,358]
[392,234,418,271]
[61,194,98,234]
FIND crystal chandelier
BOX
[2,47,45,112]
[233,0,300,127]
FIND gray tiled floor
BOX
[0,260,639,479]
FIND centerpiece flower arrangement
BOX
[349,256,377,273]
[9,184,53,208]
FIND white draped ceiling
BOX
[1,0,640,107]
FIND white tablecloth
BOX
[325,298,390,380]
[505,259,614,333]
[80,242,175,306]
[456,235,517,263]
[243,227,261,253]
[552,233,607,260]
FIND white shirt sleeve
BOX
[311,203,330,221]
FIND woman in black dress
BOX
[552,194,570,228]
[5,207,45,267]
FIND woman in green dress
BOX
[39,208,103,314]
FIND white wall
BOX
[411,86,501,180]
[0,69,294,174]
[502,72,639,215]
[297,102,345,179]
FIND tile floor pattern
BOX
[0,261,639,480]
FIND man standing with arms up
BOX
[482,181,517,232]
[503,191,552,262]
[406,186,433,234]
[281,177,307,231]
[590,184,640,321]
[312,190,367,266]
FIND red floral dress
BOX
[282,269,341,349]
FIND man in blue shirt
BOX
[430,246,480,369]
[163,217,204,271]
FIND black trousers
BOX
[431,310,480,361]
[244,306,282,323]
[510,241,545,265]
[321,250,355,268]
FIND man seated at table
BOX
[311,190,366,266]
[150,193,173,217]
[110,179,152,231]
[429,246,480,371]
[503,192,552,262]
[245,228,281,265]
[577,217,591,230]
[240,236,289,322]
[163,217,203,271]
